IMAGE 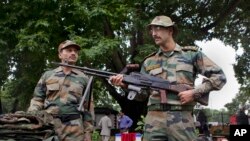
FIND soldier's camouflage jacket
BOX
[28,66,89,115]
[140,44,227,106]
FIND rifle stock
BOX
[52,62,209,105]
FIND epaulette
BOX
[143,52,157,60]
[140,52,157,67]
[182,46,199,52]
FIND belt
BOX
[53,114,81,123]
[148,104,193,111]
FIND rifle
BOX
[52,62,209,105]
[78,76,93,112]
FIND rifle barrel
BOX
[52,62,117,78]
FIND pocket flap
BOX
[47,83,60,91]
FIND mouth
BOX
[154,38,161,42]
[153,36,160,40]
[69,56,77,60]
[64,57,77,63]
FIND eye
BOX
[150,26,162,34]
[155,26,161,30]
[65,48,79,53]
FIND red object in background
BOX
[121,133,136,141]
[230,114,237,125]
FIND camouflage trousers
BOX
[53,118,92,141]
[143,111,208,141]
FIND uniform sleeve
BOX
[192,52,227,94]
[27,73,47,112]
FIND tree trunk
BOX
[102,77,148,131]
[11,98,19,113]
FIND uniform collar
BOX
[54,66,81,75]
[156,43,182,56]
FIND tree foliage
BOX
[0,0,249,128]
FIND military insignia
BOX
[149,67,163,75]
[182,46,199,51]
[145,64,161,71]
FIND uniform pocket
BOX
[69,83,84,96]
[47,83,60,91]
[68,83,84,104]
[46,82,60,100]
[176,63,194,83]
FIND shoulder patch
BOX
[140,52,157,69]
[143,52,157,60]
[182,46,199,52]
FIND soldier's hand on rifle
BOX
[109,74,128,88]
[178,90,194,105]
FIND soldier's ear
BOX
[58,53,62,59]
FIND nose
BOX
[151,30,157,36]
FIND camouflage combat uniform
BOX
[140,44,226,141]
[28,66,91,141]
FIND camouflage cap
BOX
[148,16,175,28]
[58,40,80,52]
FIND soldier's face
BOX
[59,46,79,64]
[150,26,172,46]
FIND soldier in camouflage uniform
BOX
[110,15,226,141]
[28,40,93,141]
